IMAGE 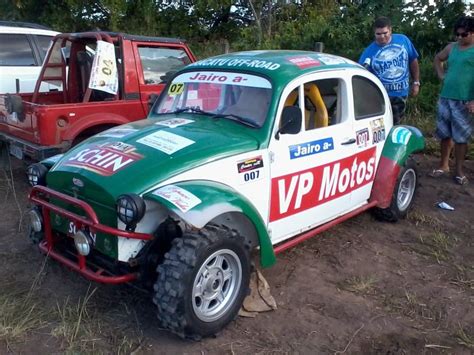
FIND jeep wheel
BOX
[153,225,251,339]
[374,158,417,222]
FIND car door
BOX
[267,72,377,245]
[350,74,391,207]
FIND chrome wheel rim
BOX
[397,168,416,211]
[192,248,242,322]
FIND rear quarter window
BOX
[352,75,386,120]
[138,46,192,85]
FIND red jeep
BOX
[0,31,196,160]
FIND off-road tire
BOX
[373,158,417,222]
[153,224,251,339]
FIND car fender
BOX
[63,112,131,142]
[370,125,424,208]
[143,180,276,268]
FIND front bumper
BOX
[29,185,153,284]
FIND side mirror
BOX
[276,106,302,139]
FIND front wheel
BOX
[153,225,251,339]
[373,158,417,222]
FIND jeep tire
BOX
[153,224,251,339]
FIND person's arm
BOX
[433,43,453,80]
[410,59,420,97]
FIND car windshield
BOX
[155,71,273,128]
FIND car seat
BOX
[284,84,328,129]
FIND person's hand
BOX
[467,101,474,114]
[411,84,420,97]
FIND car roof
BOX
[186,50,362,87]
[0,25,59,36]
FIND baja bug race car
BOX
[26,50,424,339]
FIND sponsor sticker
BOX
[370,118,386,144]
[356,128,370,147]
[270,147,377,221]
[237,156,264,184]
[178,72,272,88]
[392,127,412,145]
[189,58,280,71]
[88,40,118,95]
[97,127,137,138]
[62,142,143,176]
[153,185,201,213]
[289,137,334,160]
[317,54,346,65]
[155,118,194,128]
[287,56,321,69]
[136,131,194,155]
[168,82,185,96]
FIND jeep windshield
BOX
[155,71,272,128]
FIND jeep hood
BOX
[47,116,260,201]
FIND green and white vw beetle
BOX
[27,50,424,338]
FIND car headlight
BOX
[28,208,43,232]
[116,194,146,230]
[26,163,48,187]
[74,230,93,256]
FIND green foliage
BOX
[0,0,470,117]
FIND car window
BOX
[0,34,36,66]
[352,76,385,120]
[35,35,54,62]
[156,71,272,127]
[138,46,192,85]
[284,78,341,130]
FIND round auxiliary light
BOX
[26,163,48,187]
[116,194,146,228]
[28,208,43,232]
[74,230,93,256]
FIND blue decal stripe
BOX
[289,137,334,159]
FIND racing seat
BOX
[284,83,328,129]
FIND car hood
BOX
[47,116,260,202]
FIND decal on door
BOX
[237,156,264,184]
[356,128,369,148]
[370,118,385,144]
[270,147,376,221]
[63,142,143,176]
[289,137,334,159]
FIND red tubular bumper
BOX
[29,185,153,284]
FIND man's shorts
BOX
[390,96,407,125]
[436,98,473,144]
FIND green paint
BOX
[381,125,425,165]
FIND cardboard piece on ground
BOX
[239,269,277,318]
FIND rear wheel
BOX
[153,225,251,339]
[374,158,417,222]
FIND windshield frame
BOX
[153,70,274,128]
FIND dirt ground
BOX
[0,151,473,354]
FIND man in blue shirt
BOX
[359,17,420,125]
